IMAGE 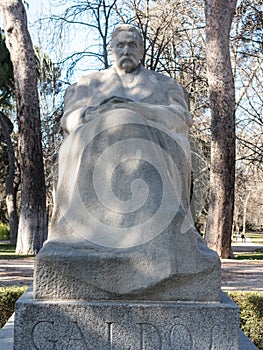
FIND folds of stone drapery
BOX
[49,103,192,248]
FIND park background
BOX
[0,0,262,348]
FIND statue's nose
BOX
[123,45,130,54]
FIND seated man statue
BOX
[35,24,221,302]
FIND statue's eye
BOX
[117,43,124,48]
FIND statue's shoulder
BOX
[77,68,113,86]
[64,68,113,100]
[141,66,189,106]
[142,66,183,90]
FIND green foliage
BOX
[0,32,13,87]
[0,30,14,109]
[0,243,35,258]
[0,243,15,257]
[247,232,263,243]
[235,249,263,260]
[0,223,10,240]
[228,292,263,349]
[0,286,28,328]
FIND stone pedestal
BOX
[33,233,221,303]
[14,289,240,350]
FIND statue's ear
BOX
[139,44,144,61]
[109,43,116,60]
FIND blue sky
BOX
[27,0,50,23]
[25,0,102,82]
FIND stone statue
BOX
[61,24,192,135]
[34,24,221,302]
[50,24,193,246]
[16,25,242,350]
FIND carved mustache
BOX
[119,55,138,63]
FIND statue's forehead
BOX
[112,31,138,43]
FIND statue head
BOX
[110,24,144,73]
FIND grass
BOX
[235,248,263,260]
[232,232,263,243]
[232,232,263,260]
[0,242,35,259]
[246,232,263,242]
[227,291,263,350]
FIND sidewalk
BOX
[1,242,263,290]
[221,242,263,291]
[0,257,34,287]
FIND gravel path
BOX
[0,258,34,287]
[221,242,263,291]
[0,243,262,291]
[221,259,263,291]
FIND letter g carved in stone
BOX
[32,321,58,350]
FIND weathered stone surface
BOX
[34,221,221,302]
[13,24,244,350]
[49,110,193,248]
[48,29,193,250]
[31,25,221,302]
[14,290,240,350]
[1,312,259,350]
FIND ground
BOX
[0,241,262,290]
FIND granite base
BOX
[14,289,240,350]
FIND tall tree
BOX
[0,0,48,254]
[0,112,19,245]
[232,0,263,171]
[204,0,237,258]
[0,31,19,245]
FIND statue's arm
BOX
[61,83,103,134]
[60,84,87,134]
[61,81,134,134]
[166,83,193,128]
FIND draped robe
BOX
[36,64,221,302]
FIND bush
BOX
[0,223,10,240]
[0,287,262,349]
[227,291,263,350]
[0,286,28,328]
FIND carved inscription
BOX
[32,321,87,350]
[105,322,163,350]
[169,324,193,350]
[106,322,138,350]
[32,321,58,350]
[138,323,162,350]
[31,319,215,349]
[66,322,87,349]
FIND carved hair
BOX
[111,24,144,50]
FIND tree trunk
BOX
[0,112,18,245]
[0,0,48,254]
[204,0,237,258]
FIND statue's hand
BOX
[100,96,134,105]
[82,106,98,123]
[83,96,134,123]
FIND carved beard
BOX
[118,55,139,72]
